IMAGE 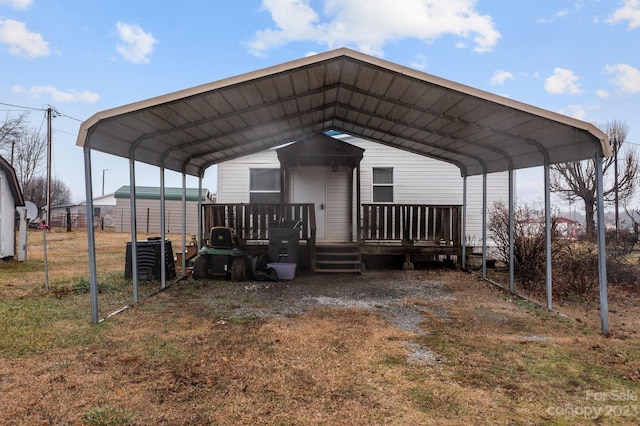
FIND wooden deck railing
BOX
[203,203,461,247]
[361,204,462,246]
[202,203,315,243]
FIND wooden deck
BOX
[203,203,462,271]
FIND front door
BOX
[292,166,326,239]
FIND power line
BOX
[0,101,84,122]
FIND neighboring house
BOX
[0,155,25,259]
[556,216,581,239]
[115,186,214,234]
[216,133,509,271]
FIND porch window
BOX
[372,167,393,203]
[249,168,281,203]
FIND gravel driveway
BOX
[195,269,454,363]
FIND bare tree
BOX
[0,112,30,162]
[12,129,47,191]
[23,176,72,208]
[551,120,638,237]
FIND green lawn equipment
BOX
[192,227,247,281]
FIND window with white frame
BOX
[249,168,281,203]
[372,167,393,202]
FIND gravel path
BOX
[197,269,454,334]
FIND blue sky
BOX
[1,0,639,208]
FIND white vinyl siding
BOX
[218,135,510,245]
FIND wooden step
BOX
[313,244,362,273]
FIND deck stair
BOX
[314,243,362,273]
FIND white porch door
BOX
[292,166,352,242]
[293,166,326,239]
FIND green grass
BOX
[0,294,103,358]
[82,405,137,426]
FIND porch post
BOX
[128,159,138,304]
[595,148,609,334]
[198,173,203,248]
[356,164,361,245]
[544,162,552,311]
[348,166,354,242]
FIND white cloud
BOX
[0,0,32,10]
[605,63,640,93]
[596,89,610,98]
[490,70,513,85]
[249,0,500,56]
[0,18,49,59]
[536,2,583,23]
[558,104,587,120]
[606,0,640,29]
[410,54,428,70]
[544,68,583,95]
[115,21,157,64]
[12,85,100,103]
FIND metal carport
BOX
[76,48,611,331]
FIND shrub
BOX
[488,202,561,290]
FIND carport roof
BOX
[76,48,610,177]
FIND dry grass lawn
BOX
[1,229,639,425]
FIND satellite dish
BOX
[24,201,38,220]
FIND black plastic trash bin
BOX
[268,221,300,264]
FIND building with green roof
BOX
[114,186,214,234]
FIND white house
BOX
[216,133,509,271]
[50,192,117,230]
[0,155,25,259]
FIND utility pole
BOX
[614,136,619,238]
[46,107,52,228]
[102,169,109,196]
[45,106,59,228]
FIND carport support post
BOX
[160,168,166,288]
[509,169,515,292]
[129,159,139,304]
[544,162,552,311]
[182,173,187,275]
[83,144,99,324]
[197,174,203,248]
[482,172,487,279]
[596,150,609,334]
[461,174,467,269]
